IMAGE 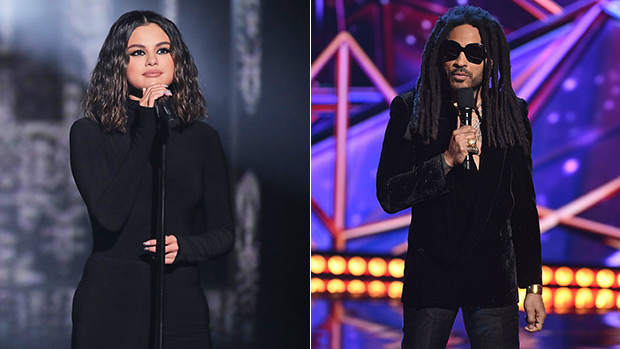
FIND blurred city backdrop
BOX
[0,0,309,348]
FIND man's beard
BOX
[448,67,483,91]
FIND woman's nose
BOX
[146,53,158,66]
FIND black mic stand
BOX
[153,104,169,349]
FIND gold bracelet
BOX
[526,284,543,295]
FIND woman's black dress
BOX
[69,100,234,348]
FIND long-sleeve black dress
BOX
[69,99,234,349]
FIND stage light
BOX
[541,265,553,285]
[555,266,574,286]
[597,269,615,288]
[368,257,387,277]
[311,255,327,274]
[388,258,404,278]
[347,279,366,294]
[368,280,386,297]
[554,287,574,308]
[327,279,346,294]
[562,158,580,175]
[311,278,326,293]
[348,256,367,276]
[388,281,403,299]
[575,288,594,309]
[518,288,526,311]
[327,256,347,275]
[576,268,595,287]
[542,287,552,309]
[311,254,620,310]
[595,289,615,309]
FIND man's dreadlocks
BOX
[411,6,530,152]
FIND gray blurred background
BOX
[0,0,309,347]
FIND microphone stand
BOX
[154,105,169,349]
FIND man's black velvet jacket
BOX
[376,91,542,308]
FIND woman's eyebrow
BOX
[127,41,171,49]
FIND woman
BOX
[69,10,234,348]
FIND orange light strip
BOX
[313,254,620,289]
[313,278,620,311]
[312,254,620,311]
[312,254,405,278]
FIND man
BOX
[376,6,545,348]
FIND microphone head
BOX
[154,95,180,129]
[457,87,475,109]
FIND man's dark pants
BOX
[402,304,519,348]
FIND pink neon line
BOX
[346,33,398,103]
[517,4,602,101]
[342,214,411,240]
[334,44,350,232]
[561,216,620,240]
[391,242,407,256]
[513,0,548,20]
[311,198,339,238]
[391,202,620,255]
[310,32,401,247]
[340,315,401,338]
[538,206,620,238]
[512,40,560,91]
[532,0,564,14]
[539,176,620,232]
[311,32,348,81]
[332,302,344,349]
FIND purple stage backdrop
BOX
[311,0,620,267]
[312,1,620,346]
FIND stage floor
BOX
[312,297,620,348]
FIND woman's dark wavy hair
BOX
[411,6,530,151]
[83,10,206,132]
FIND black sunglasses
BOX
[440,40,486,65]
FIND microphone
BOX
[457,88,476,171]
[154,95,180,130]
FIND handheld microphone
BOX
[457,88,476,171]
[155,96,180,130]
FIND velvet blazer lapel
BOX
[415,100,511,265]
[454,145,509,262]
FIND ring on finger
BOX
[467,138,476,147]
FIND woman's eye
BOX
[129,50,145,56]
[157,48,170,54]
